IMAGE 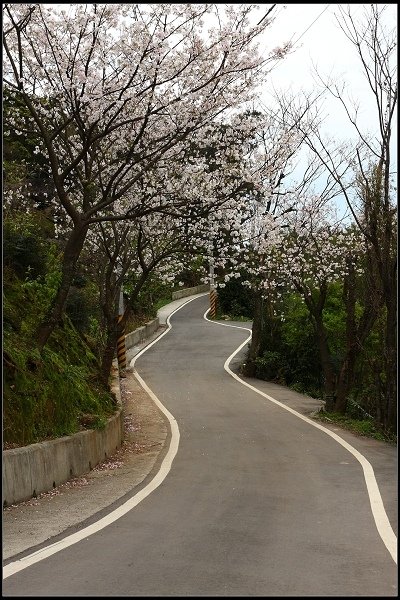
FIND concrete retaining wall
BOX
[125,317,160,350]
[3,374,123,507]
[3,408,124,506]
[172,284,209,300]
[2,318,162,507]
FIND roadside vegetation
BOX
[314,412,397,445]
[216,277,397,445]
[3,212,114,446]
[3,4,396,448]
[3,210,178,447]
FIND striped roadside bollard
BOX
[209,287,218,319]
[116,314,126,375]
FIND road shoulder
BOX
[2,367,168,561]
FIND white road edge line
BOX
[3,295,204,579]
[203,308,397,565]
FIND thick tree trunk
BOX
[384,293,397,433]
[243,291,263,377]
[99,272,120,386]
[100,325,119,387]
[334,350,357,414]
[36,222,89,351]
[313,313,337,411]
[334,261,381,415]
[302,286,336,411]
[334,262,357,414]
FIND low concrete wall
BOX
[172,284,209,300]
[125,317,160,350]
[3,373,124,507]
[3,408,124,507]
[2,317,165,507]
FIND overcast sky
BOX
[257,3,397,140]
[250,3,397,209]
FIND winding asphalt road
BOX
[3,295,397,596]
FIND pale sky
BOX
[257,3,397,141]
[252,3,397,209]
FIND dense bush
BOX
[65,277,100,335]
[3,218,46,280]
[125,273,173,326]
[217,278,255,318]
[254,350,288,383]
[3,316,116,446]
[279,294,322,393]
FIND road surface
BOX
[3,295,397,596]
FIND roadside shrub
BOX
[255,293,322,394]
[217,278,254,318]
[3,316,116,447]
[279,294,322,393]
[127,274,173,324]
[3,220,46,280]
[254,350,289,383]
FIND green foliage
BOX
[250,281,394,439]
[321,282,346,355]
[255,293,322,394]
[62,266,106,359]
[348,309,389,420]
[3,220,62,338]
[289,382,322,399]
[126,274,174,328]
[314,411,395,444]
[3,313,116,446]
[254,350,288,383]
[174,256,206,288]
[217,278,255,319]
[65,286,91,333]
[3,211,116,447]
[254,286,351,397]
[3,213,47,280]
[85,315,108,359]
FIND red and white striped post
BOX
[209,254,218,319]
[116,289,126,375]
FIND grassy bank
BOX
[3,268,116,448]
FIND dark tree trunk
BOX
[36,222,89,351]
[334,260,380,414]
[313,312,337,411]
[243,291,263,377]
[334,351,357,414]
[383,292,397,433]
[302,285,336,411]
[334,262,357,414]
[100,325,119,387]
[98,249,150,386]
[99,273,120,385]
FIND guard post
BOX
[209,254,218,319]
[116,289,126,375]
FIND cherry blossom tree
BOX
[265,199,365,412]
[205,101,335,372]
[3,2,290,349]
[293,4,397,430]
[83,214,188,383]
[82,109,288,382]
[229,187,360,380]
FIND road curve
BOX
[3,295,397,596]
